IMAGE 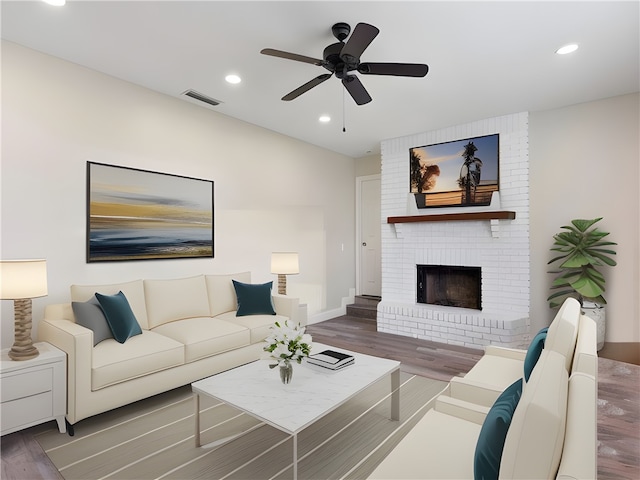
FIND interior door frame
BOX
[355,173,381,296]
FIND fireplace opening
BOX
[417,265,482,310]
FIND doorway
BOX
[356,174,381,296]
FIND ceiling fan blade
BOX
[282,73,332,101]
[358,62,429,77]
[261,48,323,66]
[342,75,372,105]
[340,23,379,62]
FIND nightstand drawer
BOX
[1,368,52,402]
[1,391,53,432]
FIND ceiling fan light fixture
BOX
[319,115,331,123]
[225,74,242,84]
[556,43,579,55]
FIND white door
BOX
[357,175,381,296]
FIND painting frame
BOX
[410,133,500,208]
[86,162,214,262]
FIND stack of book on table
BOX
[307,349,355,370]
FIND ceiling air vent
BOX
[181,89,223,107]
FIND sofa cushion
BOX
[92,330,184,390]
[523,327,548,382]
[499,350,568,479]
[206,272,251,317]
[232,280,276,316]
[72,297,114,346]
[456,354,523,395]
[71,279,149,330]
[545,297,580,371]
[216,310,287,344]
[473,378,523,480]
[95,291,143,343]
[369,408,480,479]
[144,276,210,329]
[151,317,250,363]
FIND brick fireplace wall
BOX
[378,112,530,349]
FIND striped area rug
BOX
[35,372,446,480]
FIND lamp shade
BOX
[0,259,48,299]
[270,252,299,275]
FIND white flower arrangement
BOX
[263,320,312,368]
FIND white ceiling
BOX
[2,1,638,158]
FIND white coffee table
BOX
[192,343,400,479]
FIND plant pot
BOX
[581,300,605,351]
[279,361,293,384]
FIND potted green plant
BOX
[547,217,617,349]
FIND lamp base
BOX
[8,298,39,361]
[277,274,287,295]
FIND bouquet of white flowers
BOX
[263,320,312,368]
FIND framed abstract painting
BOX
[410,134,499,208]
[86,162,214,262]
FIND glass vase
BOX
[279,360,293,384]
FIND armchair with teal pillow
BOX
[95,291,142,343]
[232,280,277,316]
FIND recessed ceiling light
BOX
[556,44,579,55]
[42,0,65,5]
[225,74,241,84]
[319,115,331,123]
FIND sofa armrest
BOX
[556,372,597,479]
[37,316,94,425]
[435,394,490,425]
[272,294,299,321]
[484,345,527,361]
[449,376,505,407]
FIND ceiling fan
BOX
[261,22,429,105]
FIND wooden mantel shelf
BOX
[387,211,516,224]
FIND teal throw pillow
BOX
[95,291,142,343]
[523,327,548,382]
[232,280,276,316]
[474,378,523,480]
[72,297,114,346]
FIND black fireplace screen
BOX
[417,265,482,310]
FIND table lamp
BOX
[0,259,48,361]
[271,252,299,295]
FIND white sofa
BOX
[38,272,299,432]
[369,298,597,479]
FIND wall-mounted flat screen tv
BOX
[410,133,499,208]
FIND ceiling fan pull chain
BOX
[343,86,347,133]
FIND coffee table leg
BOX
[391,368,400,421]
[293,432,298,479]
[194,393,201,447]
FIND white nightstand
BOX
[1,342,67,435]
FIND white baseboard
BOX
[306,287,355,325]
[308,306,346,325]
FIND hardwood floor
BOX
[308,315,483,383]
[1,315,638,479]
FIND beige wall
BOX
[0,42,357,347]
[355,154,381,177]
[529,93,639,343]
